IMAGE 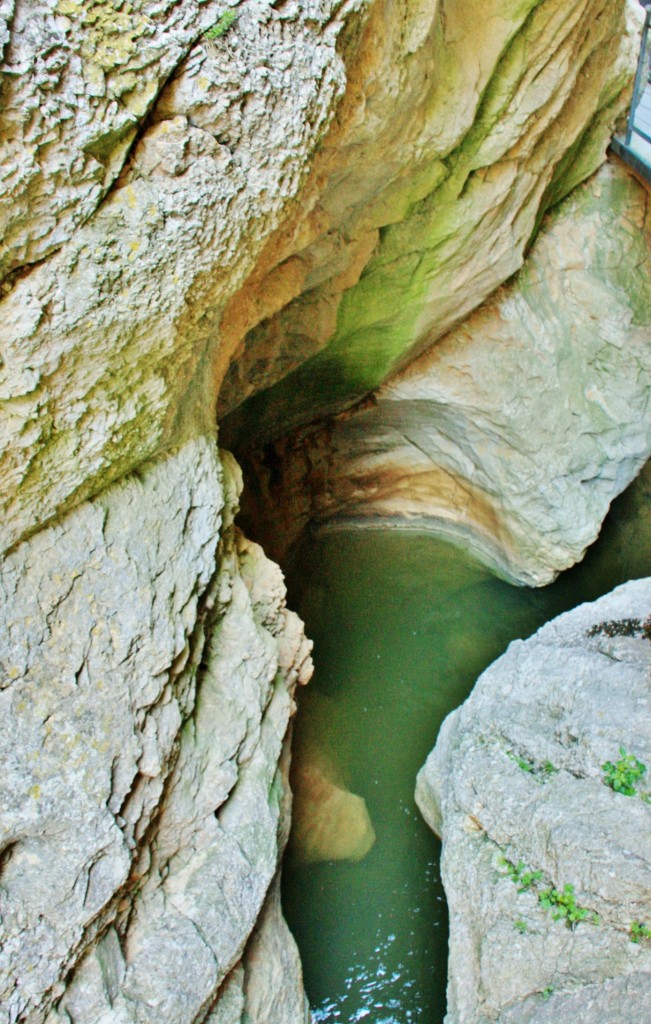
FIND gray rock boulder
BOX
[417,578,651,1024]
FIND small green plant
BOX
[538,884,598,929]
[500,858,542,892]
[540,986,554,1001]
[499,857,598,930]
[630,921,651,943]
[602,747,647,797]
[507,749,534,773]
[506,750,557,781]
[513,918,528,934]
[204,9,238,39]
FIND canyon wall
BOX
[1,438,313,1023]
[1,0,649,1021]
[220,0,641,444]
[239,159,651,585]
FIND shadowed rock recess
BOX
[1,0,650,1022]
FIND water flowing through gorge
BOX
[279,467,651,1023]
[2,2,650,1019]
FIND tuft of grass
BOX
[204,9,238,39]
[513,918,528,934]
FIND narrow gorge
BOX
[1,2,650,1023]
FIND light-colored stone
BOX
[0,0,363,555]
[239,160,651,586]
[0,437,312,1024]
[0,1,641,559]
[240,878,312,1024]
[416,577,651,1024]
[0,2,647,1021]
[219,0,641,444]
[1,0,254,283]
[201,878,312,1024]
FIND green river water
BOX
[280,468,651,1024]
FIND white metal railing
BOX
[625,4,651,147]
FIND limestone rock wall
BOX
[0,437,312,1024]
[416,578,651,1024]
[1,0,638,559]
[0,0,648,1020]
[0,0,365,556]
[238,160,651,586]
[220,0,641,446]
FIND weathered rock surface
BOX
[1,0,642,560]
[0,0,362,555]
[239,160,651,586]
[0,0,648,1020]
[416,577,651,1024]
[0,0,233,281]
[220,0,641,445]
[0,437,312,1024]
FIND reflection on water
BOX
[314,929,422,1024]
[280,465,651,1024]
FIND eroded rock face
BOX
[0,0,648,1020]
[0,0,234,281]
[220,0,641,445]
[0,0,364,556]
[0,437,312,1024]
[1,1,638,560]
[239,160,651,586]
[416,578,651,1024]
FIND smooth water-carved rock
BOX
[240,160,651,586]
[220,0,641,445]
[0,438,312,1024]
[1,0,640,559]
[416,577,651,1024]
[0,0,647,1020]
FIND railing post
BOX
[626,4,651,146]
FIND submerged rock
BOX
[417,578,651,1024]
[289,761,376,865]
[287,692,376,864]
[0,0,646,1019]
